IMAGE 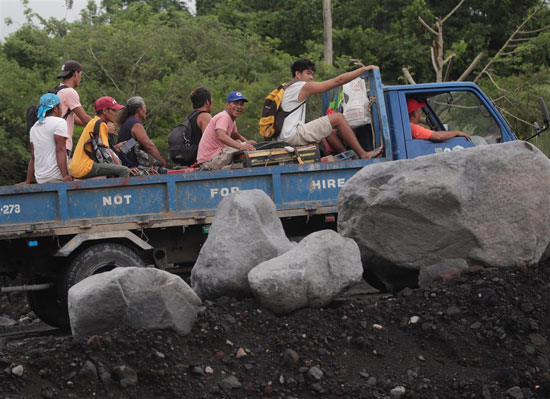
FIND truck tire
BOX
[27,274,70,328]
[64,243,146,297]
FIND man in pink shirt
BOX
[55,60,92,155]
[197,91,256,170]
[407,98,471,142]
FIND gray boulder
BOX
[191,189,295,300]
[338,141,550,291]
[417,259,469,289]
[248,230,362,314]
[68,267,202,338]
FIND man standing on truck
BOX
[55,60,92,155]
[277,58,383,159]
[197,91,256,170]
[25,93,72,184]
[407,98,471,142]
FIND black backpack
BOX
[168,110,207,165]
[84,119,114,164]
[26,84,72,134]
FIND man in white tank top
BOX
[278,58,382,159]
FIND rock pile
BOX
[0,262,548,398]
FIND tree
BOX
[323,0,333,65]
[417,0,464,82]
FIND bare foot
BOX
[360,147,384,159]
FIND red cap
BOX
[94,96,124,112]
[406,98,426,114]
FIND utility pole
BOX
[323,0,333,66]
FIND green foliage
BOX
[0,53,48,184]
[479,67,550,140]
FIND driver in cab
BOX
[407,98,471,142]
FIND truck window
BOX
[427,91,503,144]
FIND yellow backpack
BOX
[259,80,304,139]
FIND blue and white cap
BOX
[37,93,61,121]
[226,91,248,103]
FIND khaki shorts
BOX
[200,147,240,170]
[287,116,333,146]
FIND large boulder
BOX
[68,267,202,338]
[248,230,362,315]
[338,141,550,291]
[191,189,295,300]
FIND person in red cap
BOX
[407,97,471,142]
[69,96,131,179]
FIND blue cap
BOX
[37,93,61,122]
[226,91,248,103]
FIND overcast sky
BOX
[0,0,196,42]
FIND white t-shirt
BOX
[30,116,69,184]
[279,81,307,143]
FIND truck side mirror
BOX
[526,97,549,141]
[539,97,549,125]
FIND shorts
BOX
[287,116,333,146]
[200,147,240,170]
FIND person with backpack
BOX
[265,58,383,159]
[69,96,130,179]
[168,88,212,166]
[20,94,72,184]
[20,60,91,184]
[116,96,167,168]
[189,87,212,137]
[197,91,256,170]
[55,60,92,155]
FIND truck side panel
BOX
[0,160,388,239]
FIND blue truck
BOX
[0,69,547,327]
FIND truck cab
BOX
[383,81,517,160]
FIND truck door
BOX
[403,90,513,158]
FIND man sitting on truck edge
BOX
[69,96,131,179]
[276,57,383,159]
[24,93,72,184]
[407,98,472,142]
[197,91,256,170]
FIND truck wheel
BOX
[64,243,146,296]
[27,274,70,328]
